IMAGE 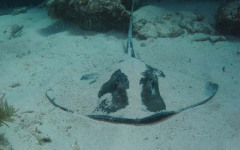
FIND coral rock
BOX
[216,0,240,36]
[47,0,130,31]
[133,5,215,40]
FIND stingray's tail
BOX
[126,0,135,58]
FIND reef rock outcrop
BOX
[216,0,240,36]
[47,0,131,32]
[133,5,216,40]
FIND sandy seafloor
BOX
[0,1,240,150]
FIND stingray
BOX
[45,1,218,124]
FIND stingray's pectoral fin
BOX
[146,65,165,78]
[89,81,219,124]
[140,67,166,112]
[94,96,116,114]
[206,81,219,96]
[95,69,130,114]
[178,81,219,112]
[45,89,74,113]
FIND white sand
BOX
[0,1,240,150]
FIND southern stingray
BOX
[46,1,218,124]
